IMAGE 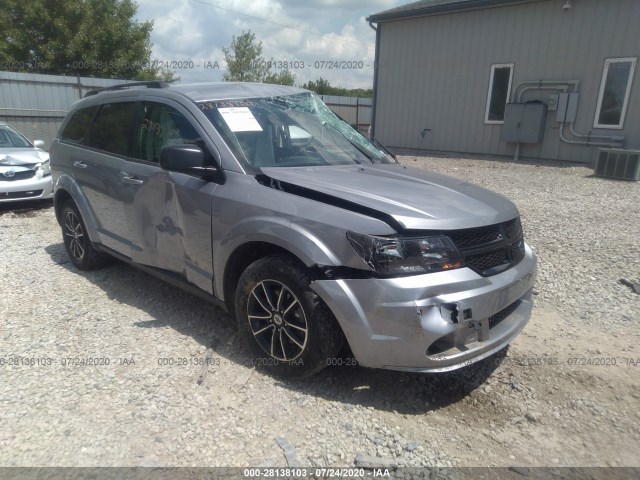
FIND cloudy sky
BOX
[134,0,403,88]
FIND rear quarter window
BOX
[60,106,98,144]
[88,102,137,156]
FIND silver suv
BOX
[50,81,537,378]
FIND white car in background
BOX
[0,123,53,202]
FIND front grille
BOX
[509,239,526,264]
[450,217,526,277]
[0,170,36,181]
[449,225,503,247]
[466,248,507,272]
[504,218,522,238]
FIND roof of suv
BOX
[84,82,309,103]
[170,82,309,102]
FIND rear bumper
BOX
[311,244,537,372]
[0,175,53,202]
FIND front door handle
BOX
[122,175,144,186]
[73,161,87,169]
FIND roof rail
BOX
[84,81,170,98]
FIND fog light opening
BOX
[440,303,459,324]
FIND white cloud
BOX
[135,0,400,88]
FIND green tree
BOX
[138,68,180,83]
[223,30,271,82]
[302,77,332,95]
[264,69,295,86]
[0,0,175,81]
[223,30,295,86]
[302,77,372,98]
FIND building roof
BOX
[367,0,540,23]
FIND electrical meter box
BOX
[556,93,580,123]
[500,102,547,144]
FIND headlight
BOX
[37,159,51,176]
[346,231,464,276]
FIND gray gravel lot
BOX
[404,154,640,332]
[0,155,638,469]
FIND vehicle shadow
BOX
[284,349,505,414]
[45,242,502,414]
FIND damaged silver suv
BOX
[50,82,537,378]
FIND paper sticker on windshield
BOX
[218,107,262,132]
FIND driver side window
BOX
[135,102,201,163]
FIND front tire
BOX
[235,254,343,379]
[61,200,110,270]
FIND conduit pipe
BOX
[559,123,623,148]
[511,80,581,102]
[510,79,624,153]
[568,123,624,141]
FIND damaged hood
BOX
[0,148,48,167]
[260,164,520,230]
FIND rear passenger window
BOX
[60,106,98,144]
[135,102,201,163]
[89,102,137,156]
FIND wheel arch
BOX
[52,175,100,243]
[214,218,344,307]
[54,188,73,224]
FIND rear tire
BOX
[234,254,343,379]
[61,200,110,270]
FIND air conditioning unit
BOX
[594,149,640,181]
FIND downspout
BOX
[369,20,380,140]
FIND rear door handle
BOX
[122,175,144,186]
[73,161,87,169]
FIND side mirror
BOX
[160,144,221,181]
[33,140,45,149]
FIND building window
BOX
[485,63,514,124]
[594,57,636,129]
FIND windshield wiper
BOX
[321,121,370,164]
[368,135,396,160]
[330,113,395,163]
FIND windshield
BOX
[0,125,32,148]
[198,92,394,169]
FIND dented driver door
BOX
[126,100,217,294]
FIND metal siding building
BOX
[368,0,640,163]
[0,72,132,148]
[0,72,373,148]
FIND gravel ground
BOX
[0,155,638,470]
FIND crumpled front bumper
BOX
[311,244,537,372]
